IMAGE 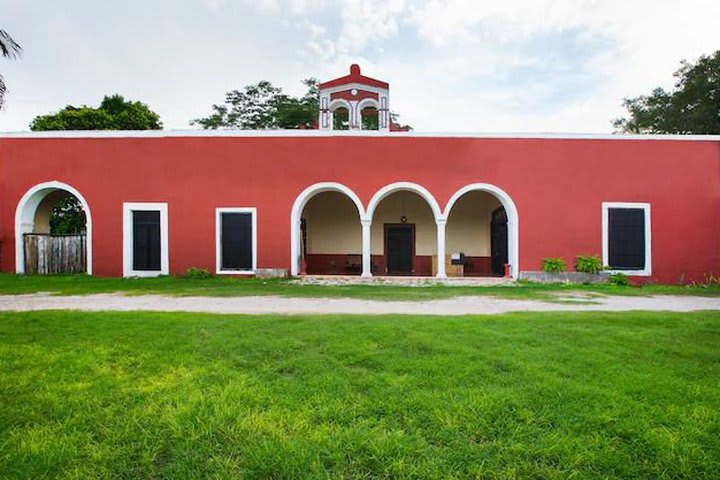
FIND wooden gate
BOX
[23,234,87,274]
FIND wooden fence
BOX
[23,234,87,274]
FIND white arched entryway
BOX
[290,182,365,276]
[443,183,519,279]
[365,182,443,277]
[14,181,93,274]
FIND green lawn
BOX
[1,311,718,478]
[1,273,720,301]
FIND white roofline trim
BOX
[1,129,719,141]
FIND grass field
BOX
[1,310,718,478]
[2,273,720,301]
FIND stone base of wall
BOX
[255,268,289,278]
[519,271,610,284]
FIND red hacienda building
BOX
[1,65,719,283]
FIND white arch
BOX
[357,98,380,131]
[290,182,366,276]
[328,99,352,113]
[14,180,93,275]
[328,99,353,130]
[357,98,379,112]
[366,182,443,222]
[443,183,519,279]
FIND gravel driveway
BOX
[2,293,720,315]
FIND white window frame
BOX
[215,207,257,275]
[602,202,651,276]
[123,202,169,277]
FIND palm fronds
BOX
[0,30,22,58]
[0,29,21,108]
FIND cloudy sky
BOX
[1,0,719,133]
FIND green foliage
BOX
[361,107,379,130]
[608,272,630,286]
[49,195,86,234]
[575,254,603,274]
[192,78,319,129]
[184,267,213,279]
[332,106,349,130]
[1,310,719,477]
[30,94,162,131]
[193,77,412,131]
[0,29,22,109]
[542,257,566,273]
[613,50,720,134]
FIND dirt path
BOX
[1,293,720,315]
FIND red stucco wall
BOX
[1,135,718,283]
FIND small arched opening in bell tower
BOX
[329,100,351,130]
[359,99,380,131]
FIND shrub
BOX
[185,267,213,279]
[575,255,603,274]
[608,272,629,286]
[542,258,566,273]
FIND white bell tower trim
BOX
[318,64,391,132]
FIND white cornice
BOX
[1,129,719,141]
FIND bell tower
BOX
[318,64,390,132]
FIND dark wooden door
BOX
[385,224,414,274]
[220,212,253,270]
[491,207,508,276]
[133,210,161,271]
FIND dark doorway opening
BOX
[132,210,161,271]
[490,207,508,276]
[220,212,253,271]
[384,224,414,275]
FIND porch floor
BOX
[294,275,513,286]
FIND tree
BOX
[193,77,413,131]
[192,79,319,129]
[50,196,86,234]
[613,51,720,134]
[30,94,163,131]
[0,29,22,109]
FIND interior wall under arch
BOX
[301,190,362,274]
[445,189,507,277]
[32,190,72,234]
[446,190,501,256]
[303,191,362,254]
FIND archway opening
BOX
[16,183,91,274]
[370,190,437,276]
[445,189,510,277]
[332,106,350,130]
[300,191,363,275]
[361,106,379,130]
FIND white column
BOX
[361,219,372,277]
[319,94,331,130]
[436,218,447,278]
[507,219,517,279]
[349,101,360,130]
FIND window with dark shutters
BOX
[132,210,161,271]
[608,208,645,270]
[221,212,253,270]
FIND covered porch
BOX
[292,182,519,279]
